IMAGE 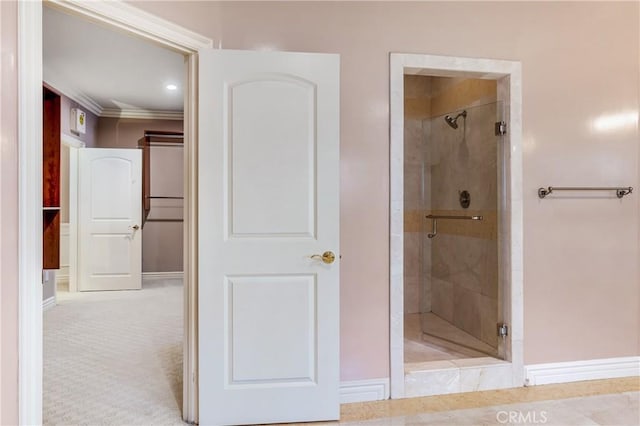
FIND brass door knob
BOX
[310,251,336,264]
[132,224,140,231]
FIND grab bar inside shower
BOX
[425,214,483,239]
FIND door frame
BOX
[17,1,212,424]
[61,132,85,294]
[389,53,524,398]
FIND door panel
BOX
[230,77,316,238]
[78,148,142,291]
[89,157,133,219]
[199,49,340,425]
[228,274,316,384]
[88,235,131,275]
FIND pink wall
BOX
[1,2,638,419]
[96,117,184,272]
[1,0,19,423]
[130,1,639,378]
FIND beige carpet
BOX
[44,279,187,426]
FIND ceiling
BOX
[43,6,185,117]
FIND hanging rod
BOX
[143,142,184,148]
[426,214,483,220]
[145,218,184,223]
[146,196,184,200]
[538,186,633,199]
[425,214,483,239]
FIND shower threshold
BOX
[404,356,512,397]
[403,313,513,397]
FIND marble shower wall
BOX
[404,75,499,348]
[427,78,499,349]
[403,76,431,314]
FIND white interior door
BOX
[78,148,142,291]
[198,49,340,425]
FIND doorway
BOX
[21,3,342,425]
[404,79,503,363]
[41,4,187,424]
[18,2,208,424]
[389,53,524,398]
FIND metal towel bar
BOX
[538,186,633,199]
[425,214,483,239]
[426,214,483,220]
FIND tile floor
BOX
[405,312,494,364]
[340,391,639,425]
[330,377,639,425]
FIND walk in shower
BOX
[403,75,504,364]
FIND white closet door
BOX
[78,148,142,291]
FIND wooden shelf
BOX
[43,86,61,270]
[43,210,60,270]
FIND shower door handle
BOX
[310,251,336,264]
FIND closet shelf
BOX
[138,130,184,227]
[43,86,61,270]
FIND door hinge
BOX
[497,323,509,338]
[495,121,507,136]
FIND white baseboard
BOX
[340,378,389,403]
[142,271,184,281]
[42,296,56,311]
[56,274,69,285]
[525,356,640,386]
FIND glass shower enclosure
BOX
[419,101,505,359]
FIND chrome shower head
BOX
[444,115,458,129]
[444,110,467,129]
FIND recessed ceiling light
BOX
[166,84,178,91]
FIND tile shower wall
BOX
[404,76,498,333]
[403,76,430,314]
[427,78,499,349]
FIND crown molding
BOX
[101,108,184,121]
[43,77,103,116]
[46,0,213,54]
[45,78,184,121]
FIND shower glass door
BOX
[420,101,504,359]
